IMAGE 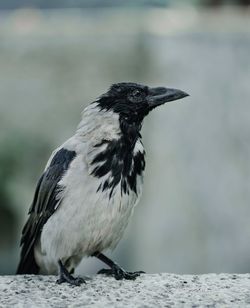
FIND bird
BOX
[16,82,189,285]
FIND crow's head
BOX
[97,82,189,126]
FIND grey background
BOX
[0,6,250,275]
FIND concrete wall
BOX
[1,274,250,307]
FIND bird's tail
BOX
[16,249,39,274]
[16,219,39,274]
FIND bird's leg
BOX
[56,260,86,286]
[92,252,145,280]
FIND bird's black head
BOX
[97,82,189,128]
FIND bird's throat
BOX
[90,134,145,199]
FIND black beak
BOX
[148,87,189,108]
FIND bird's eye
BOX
[132,90,141,98]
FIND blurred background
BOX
[0,0,250,276]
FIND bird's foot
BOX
[56,275,85,286]
[57,259,86,286]
[97,265,145,280]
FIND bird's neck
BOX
[76,102,141,147]
[77,103,145,197]
[76,103,119,139]
[89,135,145,197]
[119,117,142,147]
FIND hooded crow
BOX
[16,82,189,285]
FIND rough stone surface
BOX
[1,274,250,307]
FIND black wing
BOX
[16,148,76,274]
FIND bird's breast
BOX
[88,137,145,199]
[39,138,145,264]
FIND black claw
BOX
[56,275,86,286]
[57,259,86,286]
[97,268,111,275]
[128,270,145,275]
[93,252,145,281]
[97,267,145,280]
[56,278,65,284]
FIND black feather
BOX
[91,127,145,197]
[16,148,76,274]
